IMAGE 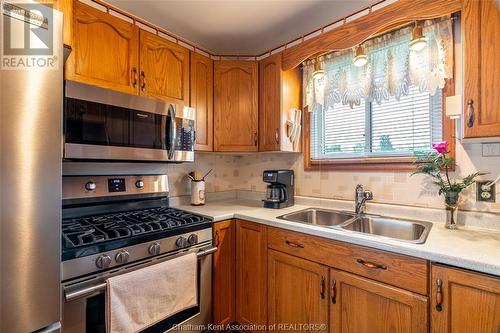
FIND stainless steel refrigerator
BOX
[1,2,62,332]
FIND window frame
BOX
[303,78,456,171]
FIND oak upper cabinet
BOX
[259,53,301,152]
[235,220,267,329]
[431,264,500,333]
[66,1,139,95]
[190,52,214,151]
[268,250,329,333]
[212,220,236,327]
[330,269,428,333]
[463,0,500,137]
[214,61,258,152]
[139,30,190,106]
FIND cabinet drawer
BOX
[267,227,428,295]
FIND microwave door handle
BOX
[168,106,176,160]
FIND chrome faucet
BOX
[355,184,373,215]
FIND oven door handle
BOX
[64,246,217,302]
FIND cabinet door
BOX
[463,0,500,137]
[235,220,267,329]
[190,52,214,151]
[213,220,235,326]
[214,61,258,152]
[139,30,190,106]
[431,264,500,333]
[268,250,329,333]
[330,269,428,333]
[259,53,281,152]
[66,1,139,94]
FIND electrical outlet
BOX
[476,181,496,202]
[482,143,500,157]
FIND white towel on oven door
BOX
[106,252,198,333]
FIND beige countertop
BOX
[173,196,500,277]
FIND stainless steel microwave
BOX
[63,81,194,162]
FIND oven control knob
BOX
[176,236,188,248]
[115,250,130,264]
[95,254,112,269]
[187,234,198,245]
[135,180,144,189]
[148,242,161,256]
[85,181,96,191]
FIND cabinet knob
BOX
[466,99,474,128]
[356,258,387,270]
[435,278,443,312]
[331,278,337,304]
[320,275,326,299]
[131,67,138,88]
[140,71,146,92]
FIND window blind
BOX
[311,86,443,160]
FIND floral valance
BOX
[304,18,454,110]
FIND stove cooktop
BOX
[62,207,212,261]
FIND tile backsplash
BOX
[63,140,500,214]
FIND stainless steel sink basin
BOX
[277,208,432,244]
[341,216,432,244]
[277,208,356,227]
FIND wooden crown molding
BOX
[282,0,462,70]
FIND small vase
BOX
[444,191,460,230]
[445,204,459,229]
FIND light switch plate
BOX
[482,143,500,157]
[476,181,496,202]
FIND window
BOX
[311,86,443,160]
[303,18,454,169]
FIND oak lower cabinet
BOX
[431,264,500,333]
[330,268,428,333]
[66,1,139,95]
[214,61,259,152]
[190,52,214,151]
[268,250,329,333]
[259,53,301,152]
[212,220,236,327]
[235,220,267,330]
[462,0,500,137]
[139,29,190,106]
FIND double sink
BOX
[277,208,432,244]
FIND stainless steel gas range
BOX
[61,175,214,333]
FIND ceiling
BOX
[106,0,373,55]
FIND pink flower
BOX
[432,141,449,154]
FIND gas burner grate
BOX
[62,207,207,248]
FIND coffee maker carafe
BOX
[262,170,294,209]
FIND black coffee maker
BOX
[262,170,294,209]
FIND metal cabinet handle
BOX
[320,276,326,299]
[253,131,258,146]
[285,240,304,248]
[131,67,138,88]
[140,71,146,92]
[356,258,387,270]
[466,99,474,128]
[275,128,279,144]
[331,278,337,304]
[435,279,443,312]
